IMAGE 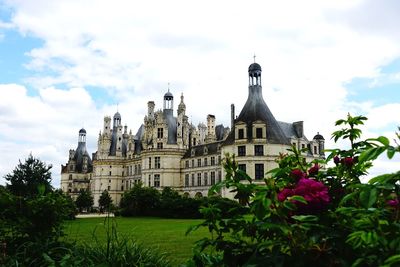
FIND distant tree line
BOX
[118,183,246,219]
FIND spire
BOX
[178,92,186,115]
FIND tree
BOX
[5,154,52,198]
[98,190,113,212]
[75,189,93,212]
[120,183,160,216]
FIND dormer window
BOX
[204,146,208,155]
[256,128,263,138]
[238,129,244,139]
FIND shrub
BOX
[187,114,400,267]
[120,183,161,216]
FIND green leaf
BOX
[359,187,377,208]
[292,215,318,223]
[359,146,386,163]
[289,195,308,204]
[376,136,390,146]
[383,254,400,266]
[387,146,396,159]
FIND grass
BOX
[63,216,209,265]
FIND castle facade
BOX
[61,62,325,206]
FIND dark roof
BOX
[248,63,262,72]
[215,124,227,141]
[278,121,298,138]
[164,91,173,99]
[73,142,92,172]
[113,112,121,119]
[313,132,325,140]
[226,85,290,145]
[79,128,86,134]
[163,109,177,144]
[183,141,222,158]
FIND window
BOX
[238,164,246,172]
[218,156,221,165]
[191,159,194,168]
[148,157,152,169]
[255,164,264,180]
[197,158,201,167]
[238,146,246,156]
[211,156,215,166]
[69,174,72,180]
[109,179,111,183]
[108,186,111,191]
[218,171,222,183]
[211,171,215,185]
[148,175,151,187]
[197,173,202,186]
[314,146,318,154]
[157,142,163,149]
[134,165,138,175]
[238,164,246,180]
[238,128,244,139]
[68,182,72,187]
[185,160,189,168]
[154,174,160,187]
[157,128,163,138]
[191,174,195,186]
[204,172,208,185]
[185,174,189,187]
[254,145,264,156]
[155,156,161,169]
[109,171,112,176]
[301,144,305,149]
[204,158,208,166]
[256,128,263,138]
[138,164,141,174]
[121,185,124,191]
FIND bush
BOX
[120,183,161,216]
[187,114,400,267]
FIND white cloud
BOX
[0,0,399,185]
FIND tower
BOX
[163,90,174,111]
[79,128,86,143]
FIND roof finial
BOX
[117,103,119,112]
[253,53,256,63]
[168,82,170,92]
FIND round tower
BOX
[163,90,174,110]
[248,62,262,86]
[113,112,121,128]
[79,128,86,143]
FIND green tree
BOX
[120,183,161,216]
[75,189,94,212]
[98,190,113,212]
[5,154,53,198]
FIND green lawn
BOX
[63,216,209,265]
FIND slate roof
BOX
[224,85,290,145]
[183,141,222,158]
[73,142,93,172]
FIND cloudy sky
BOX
[0,0,399,187]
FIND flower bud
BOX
[333,156,340,165]
[308,164,319,177]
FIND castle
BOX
[61,62,325,206]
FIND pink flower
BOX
[343,157,354,168]
[387,199,399,208]
[308,164,319,177]
[278,178,330,214]
[290,169,306,181]
[333,156,340,165]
